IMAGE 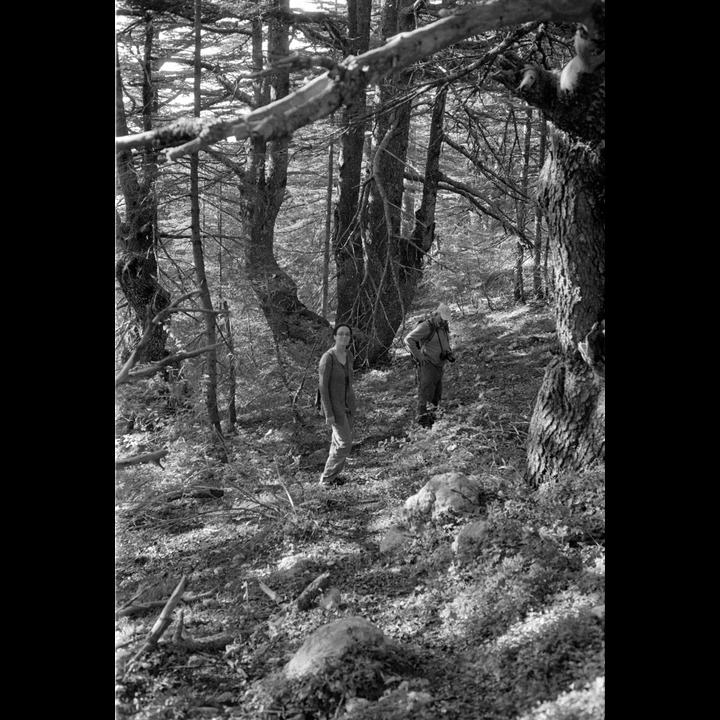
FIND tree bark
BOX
[241,1,327,344]
[533,118,547,299]
[487,3,605,484]
[526,135,605,484]
[337,0,437,366]
[514,108,532,304]
[334,0,371,334]
[115,23,170,363]
[192,0,223,439]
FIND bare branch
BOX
[125,575,187,671]
[115,449,169,470]
[115,1,598,160]
[115,291,201,385]
[118,343,223,386]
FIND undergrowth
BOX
[115,303,604,720]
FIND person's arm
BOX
[318,353,335,425]
[404,322,429,363]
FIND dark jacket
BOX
[319,348,357,421]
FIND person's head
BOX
[333,324,353,343]
[435,303,452,321]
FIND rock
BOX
[284,617,387,679]
[276,555,312,575]
[451,519,490,556]
[379,526,411,555]
[404,472,483,521]
[301,448,329,468]
[318,587,342,611]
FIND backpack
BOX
[408,315,449,365]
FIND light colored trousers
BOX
[321,411,354,481]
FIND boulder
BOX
[285,617,387,679]
[404,472,483,521]
[379,526,411,555]
[451,519,490,556]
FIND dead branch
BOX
[115,0,596,161]
[125,575,187,670]
[167,608,233,651]
[171,632,234,652]
[258,581,282,605]
[116,589,214,619]
[115,449,169,470]
[115,291,201,385]
[295,571,331,611]
[117,342,222,387]
[164,486,224,502]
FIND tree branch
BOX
[118,343,223,386]
[125,575,187,671]
[115,449,169,470]
[115,1,598,160]
[115,291,201,385]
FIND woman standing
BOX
[317,324,357,485]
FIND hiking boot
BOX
[319,475,346,486]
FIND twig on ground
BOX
[124,575,187,671]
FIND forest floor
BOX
[115,301,605,720]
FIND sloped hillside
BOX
[115,303,605,720]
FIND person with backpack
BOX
[317,323,358,485]
[403,303,455,428]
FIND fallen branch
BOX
[115,449,169,470]
[115,291,200,386]
[164,486,224,502]
[116,589,215,619]
[125,575,187,670]
[168,608,234,651]
[295,571,331,611]
[258,581,282,605]
[172,632,235,652]
[117,342,222,386]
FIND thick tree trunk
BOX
[240,2,327,344]
[334,0,371,332]
[336,0,440,366]
[526,135,605,484]
[115,28,169,363]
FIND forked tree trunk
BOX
[241,1,327,344]
[115,28,169,364]
[526,135,605,485]
[336,0,443,366]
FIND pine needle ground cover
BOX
[115,303,604,720]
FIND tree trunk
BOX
[533,119,547,300]
[241,1,327,344]
[334,0,371,333]
[322,141,334,319]
[115,22,169,364]
[514,108,532,304]
[514,241,525,303]
[224,301,238,428]
[526,135,605,484]
[192,0,223,439]
[336,0,438,366]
